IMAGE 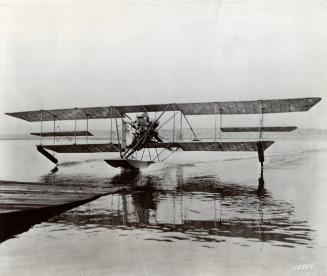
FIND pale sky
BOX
[0,0,326,134]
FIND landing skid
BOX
[104,159,154,170]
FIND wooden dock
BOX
[0,180,128,242]
[0,180,127,214]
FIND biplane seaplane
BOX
[5,97,321,171]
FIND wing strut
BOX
[219,109,223,140]
[86,114,89,143]
[114,106,120,146]
[74,108,77,144]
[182,112,199,141]
[173,105,176,142]
[40,110,43,145]
[180,111,183,141]
[110,108,113,143]
[214,106,223,141]
[258,101,265,168]
[53,116,56,146]
[259,100,264,141]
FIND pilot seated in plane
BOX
[129,113,162,149]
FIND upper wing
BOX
[5,97,321,122]
[118,97,321,115]
[5,106,122,122]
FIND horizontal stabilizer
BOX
[146,141,274,152]
[6,97,321,122]
[221,127,297,132]
[31,131,93,137]
[41,143,120,153]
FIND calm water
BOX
[0,139,326,275]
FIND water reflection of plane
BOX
[52,166,312,246]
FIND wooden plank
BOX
[0,185,120,196]
[0,183,115,192]
[0,180,127,215]
[0,189,102,196]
